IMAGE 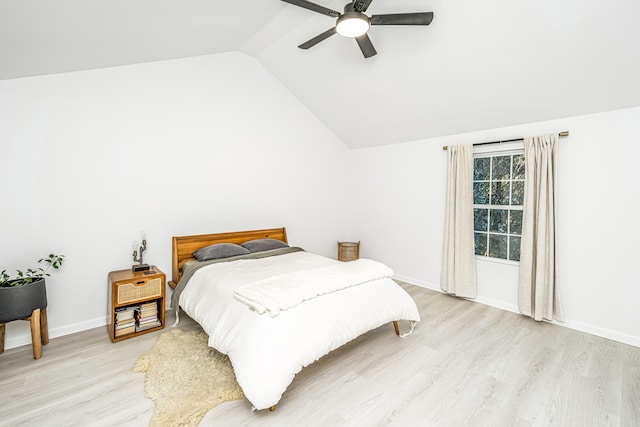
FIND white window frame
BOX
[473,142,524,265]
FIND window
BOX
[473,152,524,261]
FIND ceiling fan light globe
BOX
[336,13,370,37]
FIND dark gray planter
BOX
[0,278,47,323]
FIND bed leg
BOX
[393,321,399,336]
[269,406,276,412]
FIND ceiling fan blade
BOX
[353,0,374,13]
[299,27,338,49]
[370,12,434,26]
[355,34,377,58]
[281,0,340,18]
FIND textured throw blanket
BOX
[233,258,393,316]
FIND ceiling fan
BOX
[281,0,434,58]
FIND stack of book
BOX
[114,306,136,337]
[135,301,161,332]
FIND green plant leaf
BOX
[3,253,64,286]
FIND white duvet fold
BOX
[233,258,393,316]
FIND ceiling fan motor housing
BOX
[336,10,370,37]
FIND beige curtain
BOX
[441,144,477,298]
[518,134,563,321]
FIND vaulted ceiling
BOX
[2,0,640,148]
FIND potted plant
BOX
[0,254,64,324]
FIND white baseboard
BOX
[394,274,440,293]
[5,279,639,350]
[3,315,109,351]
[549,318,640,348]
[393,274,640,348]
[473,295,519,314]
[4,301,175,351]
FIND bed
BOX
[169,227,420,411]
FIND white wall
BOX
[350,107,640,347]
[2,51,638,351]
[0,52,351,349]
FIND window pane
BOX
[492,156,511,181]
[474,232,487,256]
[511,181,525,205]
[509,236,521,261]
[510,210,523,235]
[473,182,490,204]
[490,209,508,233]
[473,152,524,263]
[474,208,488,231]
[513,154,525,180]
[474,157,491,180]
[491,181,510,205]
[488,234,508,259]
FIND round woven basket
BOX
[337,241,360,262]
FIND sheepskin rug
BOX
[133,328,244,427]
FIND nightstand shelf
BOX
[108,267,166,342]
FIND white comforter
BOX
[179,251,420,410]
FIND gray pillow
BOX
[192,243,250,261]
[241,238,289,253]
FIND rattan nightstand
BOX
[108,267,165,342]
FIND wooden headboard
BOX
[169,227,288,288]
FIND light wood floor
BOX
[1,283,638,426]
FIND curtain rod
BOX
[442,131,569,151]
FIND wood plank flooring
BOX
[1,283,638,426]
